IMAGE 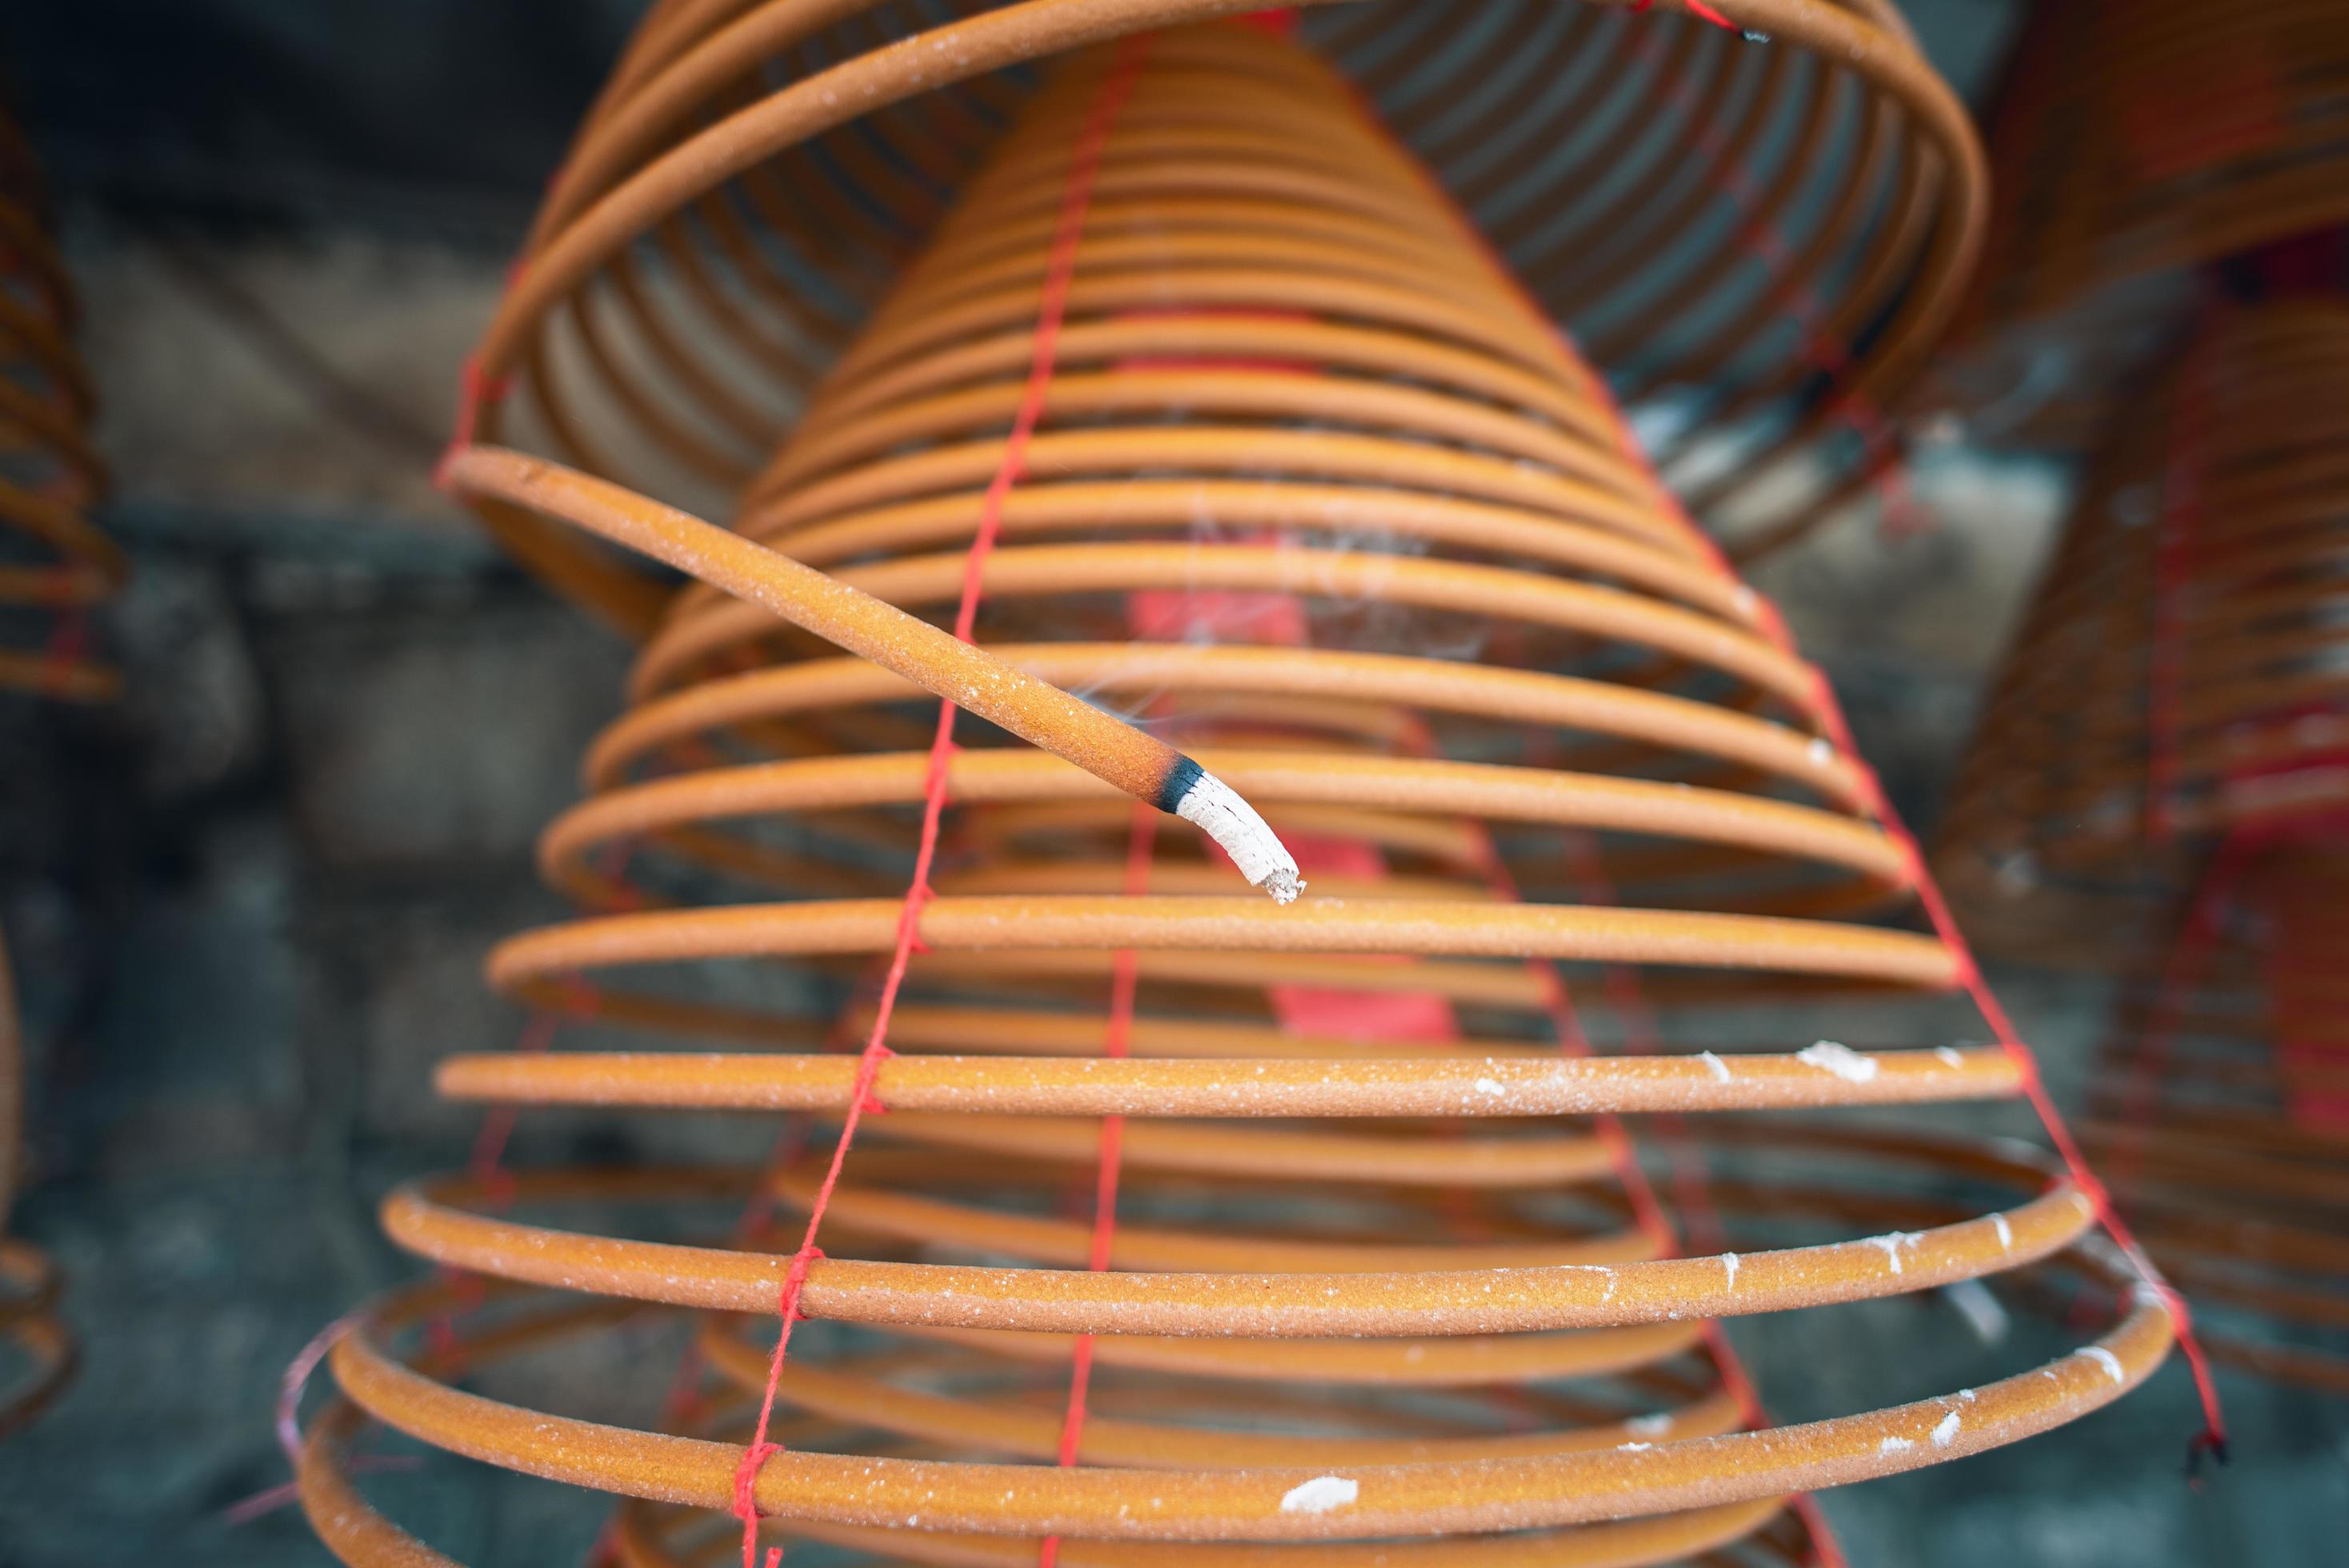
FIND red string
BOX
[1759,642,2227,1453]
[430,960,614,1370]
[1807,681,2228,1454]
[1545,826,1847,1564]
[1615,17,1917,538]
[1611,264,2231,1473]
[726,41,1149,1568]
[1451,780,1847,1567]
[1631,0,1737,31]
[433,354,516,492]
[2106,831,2250,1202]
[2147,334,2214,840]
[1355,78,1866,1554]
[1349,67,2229,1472]
[1555,827,1723,1251]
[1035,803,1157,1568]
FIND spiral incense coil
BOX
[0,100,97,1439]
[302,1121,2127,1568]
[1935,299,2349,965]
[293,1133,2159,1567]
[0,106,118,703]
[1306,0,1983,561]
[293,28,2179,1566]
[2079,841,2349,1396]
[0,934,73,1439]
[1939,0,2349,446]
[458,1,1981,636]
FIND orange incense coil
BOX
[294,29,2177,1567]
[0,104,96,1445]
[2080,841,2349,1396]
[297,1125,2131,1568]
[1308,0,1983,561]
[0,106,118,703]
[1937,0,2349,446]
[0,934,74,1440]
[1935,299,2349,965]
[458,0,1980,637]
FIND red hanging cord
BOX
[2147,333,2215,840]
[1353,74,2230,1467]
[1449,776,1848,1568]
[1616,14,1919,538]
[1035,802,1158,1568]
[434,355,515,491]
[2106,830,2252,1201]
[726,40,1152,1568]
[1631,0,1738,32]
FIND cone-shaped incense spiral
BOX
[298,20,2174,1568]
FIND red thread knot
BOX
[854,1044,896,1114]
[732,1438,781,1523]
[780,1244,826,1319]
[2075,1170,2114,1218]
[900,882,938,954]
[434,358,516,491]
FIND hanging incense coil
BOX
[1308,0,1983,561]
[459,0,1981,638]
[1937,293,2349,1385]
[0,106,118,702]
[0,934,73,1440]
[294,29,2173,1566]
[1935,299,2349,966]
[294,1130,2156,1566]
[2080,840,2349,1396]
[0,102,98,1442]
[1936,0,2349,446]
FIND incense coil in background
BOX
[0,102,99,1445]
[0,934,74,1440]
[0,105,118,702]
[1938,299,2349,1393]
[2082,842,2349,1397]
[458,0,1982,638]
[1935,300,2349,966]
[1934,0,2349,447]
[295,27,2175,1567]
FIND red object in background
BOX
[2125,36,2287,182]
[2229,229,2349,298]
[1270,836,1463,1042]
[1125,581,1310,646]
